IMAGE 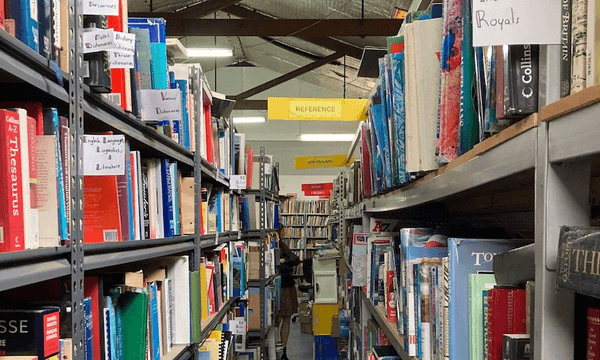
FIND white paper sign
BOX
[229,320,246,335]
[82,135,126,175]
[109,51,135,69]
[113,32,136,54]
[230,175,247,189]
[140,89,182,121]
[472,0,561,46]
[83,0,119,15]
[82,29,114,54]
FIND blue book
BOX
[232,253,244,297]
[129,27,152,90]
[9,0,39,52]
[217,192,222,233]
[448,238,527,360]
[108,289,124,360]
[103,296,118,360]
[413,263,421,359]
[148,282,160,360]
[390,51,410,185]
[128,18,167,89]
[240,197,250,231]
[371,87,393,190]
[161,159,175,237]
[368,108,384,194]
[38,0,52,58]
[175,79,190,149]
[84,297,93,360]
[43,108,68,241]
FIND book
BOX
[128,18,167,90]
[588,308,600,360]
[469,274,496,360]
[502,45,539,118]
[116,291,148,360]
[83,277,102,360]
[160,159,174,238]
[448,238,526,360]
[83,15,111,93]
[7,0,39,52]
[557,226,600,297]
[502,334,531,360]
[0,109,25,252]
[83,297,93,360]
[459,0,478,155]
[487,287,526,360]
[389,49,410,185]
[37,0,51,59]
[561,0,573,97]
[83,176,122,243]
[571,0,588,94]
[0,307,60,359]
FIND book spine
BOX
[103,306,111,360]
[148,282,160,360]
[0,110,25,252]
[9,0,39,52]
[483,290,490,360]
[27,115,39,250]
[505,45,539,117]
[59,117,70,239]
[561,0,573,97]
[44,109,68,242]
[37,0,51,59]
[0,308,60,357]
[414,263,422,359]
[458,0,478,155]
[587,0,600,87]
[52,0,61,61]
[571,0,588,94]
[442,257,449,360]
[116,158,130,241]
[141,163,150,239]
[588,308,600,360]
[84,297,93,360]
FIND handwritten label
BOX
[109,51,135,69]
[82,135,126,175]
[83,0,119,15]
[82,29,114,54]
[113,32,135,54]
[230,175,246,189]
[229,320,246,335]
[140,89,182,121]
[472,0,561,46]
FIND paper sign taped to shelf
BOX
[82,135,126,175]
[295,154,353,169]
[83,0,119,15]
[108,52,135,69]
[113,32,136,54]
[472,0,561,46]
[230,175,247,189]
[82,29,114,53]
[140,89,182,121]
[229,320,246,334]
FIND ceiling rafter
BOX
[229,51,345,101]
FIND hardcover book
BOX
[588,308,600,360]
[571,0,588,94]
[0,307,60,359]
[560,0,573,97]
[502,334,531,360]
[469,273,496,360]
[37,0,51,59]
[448,238,526,360]
[557,226,600,297]
[503,45,539,118]
[83,15,111,93]
[487,288,526,360]
[83,176,122,243]
[7,0,39,52]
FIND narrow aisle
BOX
[285,318,314,359]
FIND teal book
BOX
[468,273,496,360]
[128,18,168,89]
[458,0,478,155]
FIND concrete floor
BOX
[283,317,314,359]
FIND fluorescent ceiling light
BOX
[233,116,265,124]
[300,134,355,142]
[187,48,233,57]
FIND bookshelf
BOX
[281,200,331,264]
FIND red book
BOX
[83,175,123,243]
[84,276,102,360]
[107,0,131,112]
[495,45,505,119]
[27,116,37,211]
[487,288,526,360]
[360,124,372,197]
[588,308,600,360]
[0,102,44,135]
[386,270,397,322]
[204,103,213,164]
[245,148,254,189]
[0,109,25,252]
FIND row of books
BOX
[285,238,304,249]
[305,227,329,238]
[281,227,303,238]
[281,215,304,226]
[349,223,531,360]
[306,216,327,226]
[202,187,241,235]
[281,199,330,214]
[240,194,279,231]
[362,1,539,197]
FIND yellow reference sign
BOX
[295,154,355,169]
[268,97,368,121]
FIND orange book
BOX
[108,0,131,112]
[83,175,122,243]
[245,148,254,189]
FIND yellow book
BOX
[198,338,220,360]
[200,258,209,321]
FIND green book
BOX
[117,291,148,360]
[468,273,496,360]
[190,271,201,343]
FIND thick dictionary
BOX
[557,226,600,297]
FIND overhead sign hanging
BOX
[295,154,354,170]
[268,97,368,121]
[302,183,334,197]
[471,0,561,46]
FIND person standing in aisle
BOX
[277,240,300,360]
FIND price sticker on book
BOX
[108,52,134,69]
[82,29,115,54]
[230,175,246,189]
[83,0,119,15]
[82,135,126,175]
[471,0,561,46]
[140,89,182,121]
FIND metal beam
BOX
[232,99,268,110]
[163,19,402,37]
[131,0,242,19]
[222,5,364,60]
[231,51,345,101]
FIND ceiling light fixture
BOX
[233,116,266,124]
[300,134,355,142]
[187,48,233,57]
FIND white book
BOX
[15,109,37,249]
[154,159,164,239]
[587,0,600,87]
[36,136,59,247]
[144,159,157,239]
[130,151,140,240]
[134,151,144,240]
[163,278,173,352]
[169,162,178,236]
[405,19,443,173]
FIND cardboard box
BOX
[299,302,310,314]
[248,292,261,330]
[301,323,312,335]
[331,314,340,338]
[299,311,311,324]
[248,247,260,279]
